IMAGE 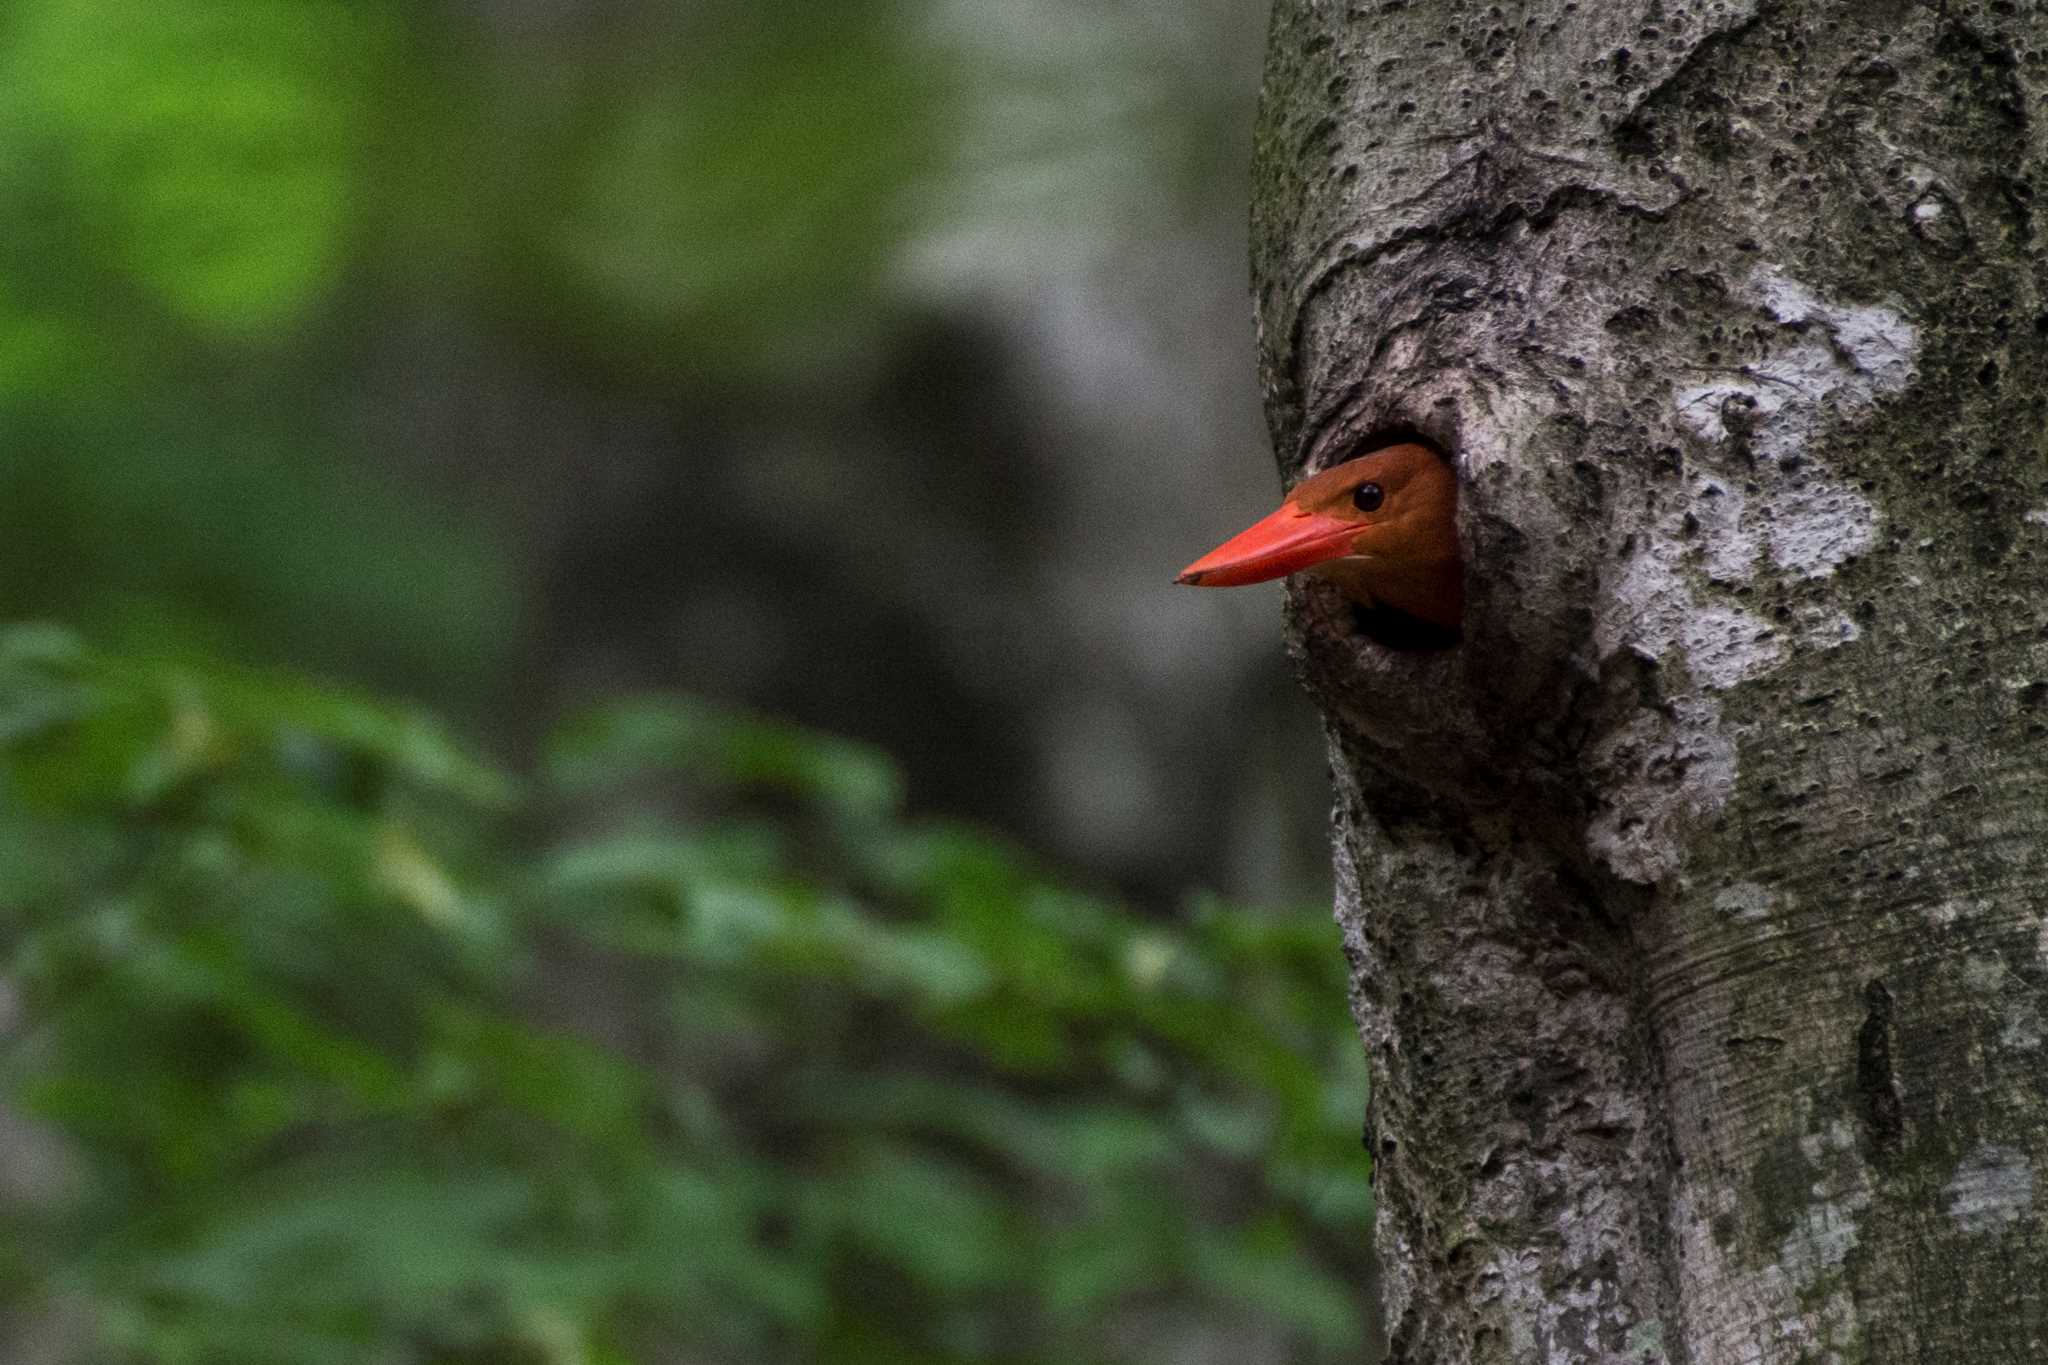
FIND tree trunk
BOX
[1248,1,2048,1360]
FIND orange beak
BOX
[1176,502,1361,587]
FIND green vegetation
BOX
[0,626,1371,1364]
[0,0,943,694]
[0,1,1363,1358]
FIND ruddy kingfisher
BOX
[1176,443,1463,633]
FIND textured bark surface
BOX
[1248,2,2048,1360]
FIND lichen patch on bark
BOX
[1946,1144,2036,1234]
[1711,881,1776,922]
[1583,697,1736,885]
[1672,264,1917,579]
[1585,265,1918,885]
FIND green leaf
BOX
[12,0,398,333]
[816,1147,1016,1294]
[546,696,902,818]
[548,4,945,377]
[1191,1229,1365,1354]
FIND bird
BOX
[1176,443,1463,634]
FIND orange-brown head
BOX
[1176,443,1463,631]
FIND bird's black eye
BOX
[1352,481,1384,513]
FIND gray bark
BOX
[1247,2,2048,1361]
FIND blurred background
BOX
[0,1,1374,1361]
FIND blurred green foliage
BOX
[0,0,1363,1357]
[0,624,1371,1364]
[0,0,943,697]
